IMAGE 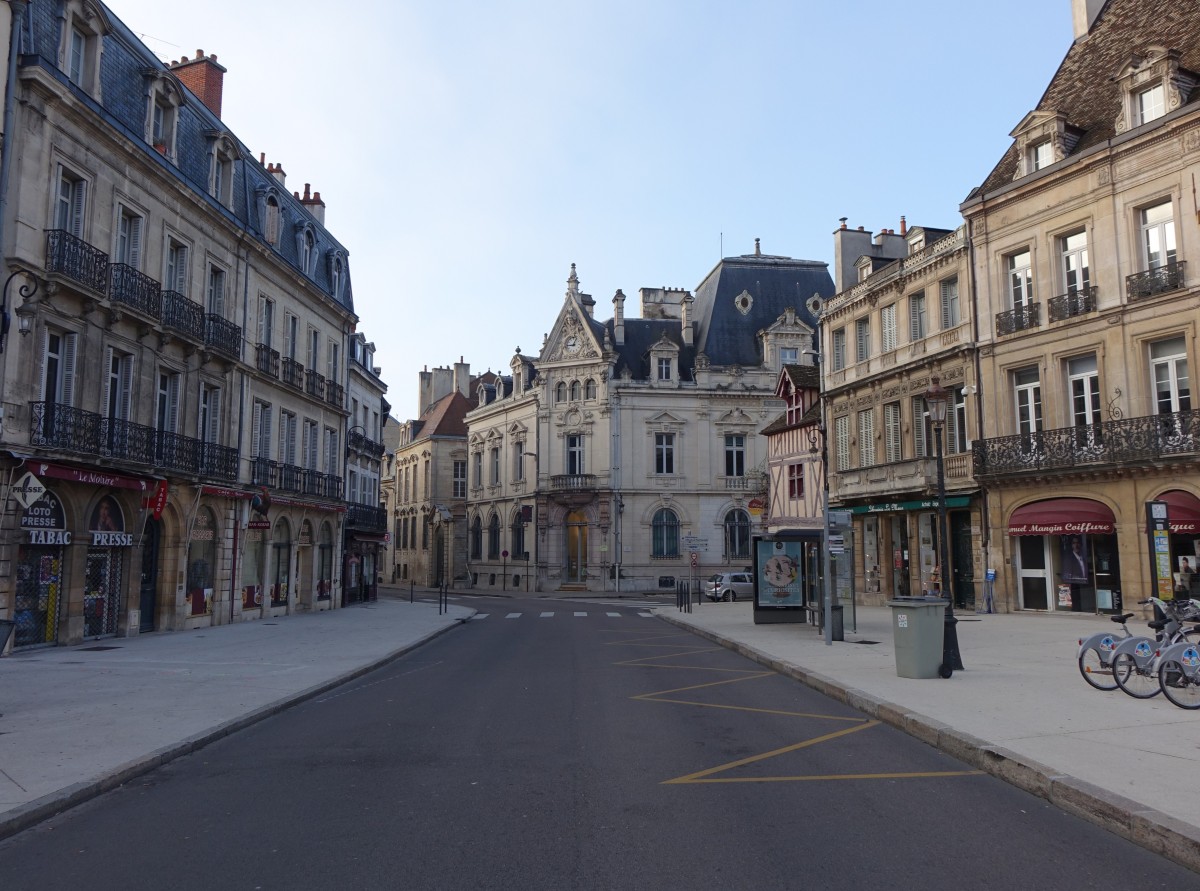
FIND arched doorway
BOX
[566,510,587,584]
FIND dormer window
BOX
[265,197,281,245]
[1030,139,1054,172]
[1010,110,1077,180]
[1113,47,1195,135]
[60,1,107,98]
[327,250,347,300]
[657,358,671,381]
[208,134,238,207]
[144,73,182,159]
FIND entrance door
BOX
[1017,535,1051,610]
[890,516,910,597]
[565,510,587,584]
[139,518,160,632]
[950,512,974,611]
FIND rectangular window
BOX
[198,382,221,444]
[324,427,338,475]
[1142,201,1177,270]
[303,419,319,469]
[252,401,272,459]
[1061,231,1090,293]
[116,206,143,269]
[1031,139,1053,171]
[724,434,745,477]
[513,440,526,482]
[787,463,803,500]
[284,313,298,360]
[1151,336,1190,415]
[657,357,671,381]
[1008,250,1033,309]
[307,329,320,370]
[67,26,86,85]
[884,402,902,463]
[472,451,482,487]
[834,414,850,472]
[453,460,467,499]
[1137,83,1165,126]
[908,291,926,341]
[940,278,960,329]
[55,167,87,238]
[156,371,180,433]
[567,433,585,475]
[948,387,968,455]
[279,411,297,465]
[42,329,78,406]
[257,295,274,347]
[855,318,870,363]
[655,432,675,475]
[881,304,897,352]
[207,265,226,316]
[348,470,359,504]
[490,446,501,485]
[165,238,189,294]
[103,347,134,421]
[780,347,798,365]
[1014,367,1043,449]
[857,409,874,467]
[832,328,846,371]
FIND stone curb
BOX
[0,615,472,843]
[657,612,1200,874]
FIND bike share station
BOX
[752,513,856,639]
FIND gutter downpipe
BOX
[966,209,990,611]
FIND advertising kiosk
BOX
[753,532,822,625]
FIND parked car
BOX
[706,571,755,602]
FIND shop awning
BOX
[1008,498,1115,536]
[1159,490,1200,534]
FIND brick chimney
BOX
[170,50,226,118]
[297,183,325,224]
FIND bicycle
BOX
[1077,612,1136,691]
[1110,598,1200,699]
[1156,599,1200,709]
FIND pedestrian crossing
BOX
[470,610,655,621]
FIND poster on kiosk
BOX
[753,532,821,624]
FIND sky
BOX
[104,0,1074,422]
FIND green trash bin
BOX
[888,597,945,678]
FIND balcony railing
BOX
[551,473,596,491]
[325,380,345,408]
[347,427,385,458]
[974,409,1200,478]
[278,462,304,493]
[28,401,237,480]
[304,368,326,400]
[303,468,343,499]
[205,314,242,360]
[996,302,1041,337]
[346,503,387,532]
[1127,261,1186,301]
[281,357,305,389]
[109,263,162,318]
[255,344,280,377]
[1047,285,1096,322]
[45,230,108,294]
[162,290,206,341]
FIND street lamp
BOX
[802,348,833,647]
[924,375,963,676]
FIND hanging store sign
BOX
[35,461,154,492]
[11,471,47,509]
[851,496,971,514]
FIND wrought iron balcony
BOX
[302,469,343,499]
[277,462,304,493]
[205,314,242,361]
[347,427,385,458]
[251,457,279,488]
[325,380,345,408]
[281,357,305,389]
[45,229,108,294]
[550,473,596,492]
[109,263,162,318]
[304,368,326,400]
[255,343,280,377]
[28,401,237,480]
[162,290,206,341]
[346,502,388,532]
[1047,285,1096,322]
[1127,261,1186,301]
[973,409,1200,479]
[996,302,1041,337]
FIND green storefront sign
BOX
[850,496,971,514]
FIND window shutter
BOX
[71,180,86,238]
[129,216,142,269]
[909,300,920,342]
[167,374,179,433]
[102,346,114,417]
[940,280,952,328]
[62,333,77,406]
[173,245,189,293]
[119,355,133,421]
[913,397,927,457]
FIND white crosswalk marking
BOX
[505,612,522,619]
[574,611,587,617]
[638,612,653,618]
[471,614,489,621]
[466,610,657,622]
[539,611,554,618]
[606,612,620,617]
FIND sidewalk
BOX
[660,601,1200,872]
[0,591,1197,872]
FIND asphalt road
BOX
[0,594,1194,890]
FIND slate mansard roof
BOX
[971,0,1200,199]
[20,0,355,313]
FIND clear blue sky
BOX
[105,0,1073,422]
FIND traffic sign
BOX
[682,536,708,551]
[689,551,699,568]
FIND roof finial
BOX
[566,263,580,299]
[754,237,761,256]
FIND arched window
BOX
[570,380,581,401]
[488,513,501,559]
[585,379,597,400]
[724,508,751,559]
[652,508,680,558]
[555,382,567,403]
[302,230,315,275]
[265,196,280,245]
[470,516,482,559]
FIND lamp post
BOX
[923,376,963,676]
[802,348,833,646]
